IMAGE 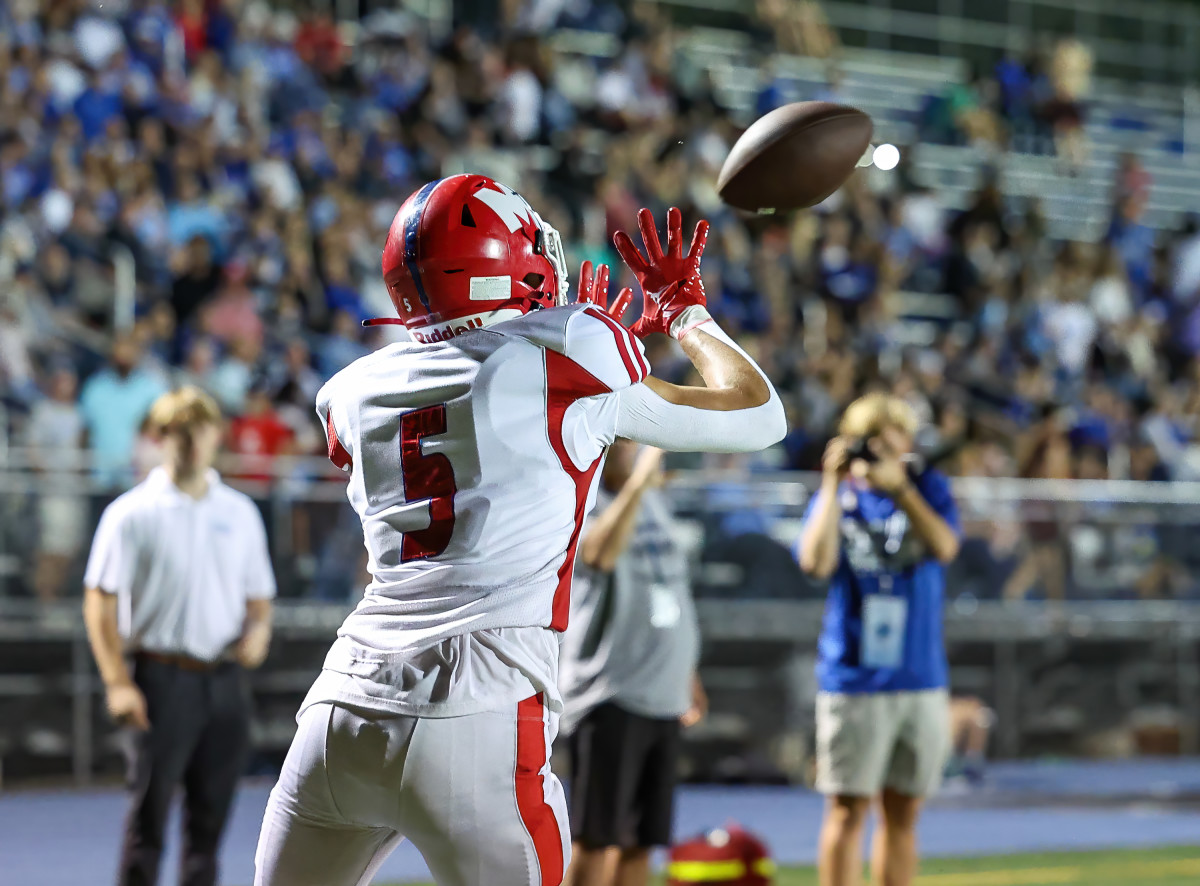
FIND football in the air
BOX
[716,101,874,212]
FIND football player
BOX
[254,175,786,886]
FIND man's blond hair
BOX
[148,386,222,436]
[838,392,919,438]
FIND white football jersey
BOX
[316,303,649,656]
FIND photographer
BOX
[798,393,960,886]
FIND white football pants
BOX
[254,696,569,886]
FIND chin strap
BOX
[364,296,552,332]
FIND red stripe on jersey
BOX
[632,338,650,378]
[633,335,650,377]
[325,410,352,471]
[545,349,611,631]
[515,694,564,886]
[604,310,650,378]
[588,306,647,384]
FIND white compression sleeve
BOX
[612,317,788,453]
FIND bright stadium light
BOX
[873,143,900,171]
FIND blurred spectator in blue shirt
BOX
[1107,195,1155,299]
[73,72,123,142]
[995,52,1031,123]
[80,335,168,488]
[321,248,366,322]
[125,1,175,76]
[318,310,371,379]
[209,335,260,415]
[0,135,37,210]
[168,175,226,250]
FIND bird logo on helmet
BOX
[370,174,570,342]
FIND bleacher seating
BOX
[673,30,1198,241]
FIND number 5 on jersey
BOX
[399,404,457,562]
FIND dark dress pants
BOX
[119,656,251,886]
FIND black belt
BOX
[136,650,227,672]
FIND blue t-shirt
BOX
[800,469,960,694]
[79,368,167,487]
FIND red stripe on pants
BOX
[515,694,563,886]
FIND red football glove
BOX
[576,260,633,320]
[613,207,710,339]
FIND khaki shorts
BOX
[815,688,951,798]
[39,495,86,555]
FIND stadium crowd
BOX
[3,0,1200,600]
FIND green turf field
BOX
[387,846,1200,886]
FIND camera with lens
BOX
[845,437,878,464]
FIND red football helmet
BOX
[668,826,775,886]
[375,174,569,342]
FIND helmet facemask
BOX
[532,211,569,306]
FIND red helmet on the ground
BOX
[377,174,569,343]
[667,826,775,886]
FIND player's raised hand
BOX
[612,207,710,339]
[577,260,633,320]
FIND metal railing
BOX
[3,450,1200,603]
[110,244,137,334]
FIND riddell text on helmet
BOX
[411,315,485,343]
[409,308,524,342]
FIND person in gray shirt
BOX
[560,439,706,886]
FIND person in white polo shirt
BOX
[82,386,276,886]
